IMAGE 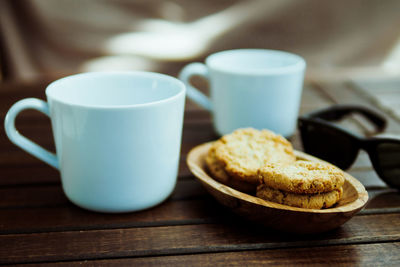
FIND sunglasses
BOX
[298,105,400,189]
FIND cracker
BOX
[259,160,345,194]
[256,184,343,209]
[206,142,255,193]
[214,128,296,184]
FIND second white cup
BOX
[179,49,306,137]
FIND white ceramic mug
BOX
[4,71,186,213]
[179,49,306,137]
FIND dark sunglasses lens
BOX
[375,142,400,188]
[300,121,358,169]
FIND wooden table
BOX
[1,78,399,266]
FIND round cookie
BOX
[256,184,343,209]
[214,128,296,184]
[205,142,255,193]
[259,160,345,194]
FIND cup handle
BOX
[179,62,212,110]
[4,98,59,169]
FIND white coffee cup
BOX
[179,49,306,137]
[4,71,186,213]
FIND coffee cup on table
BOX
[4,71,186,213]
[179,49,306,137]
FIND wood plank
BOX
[0,158,194,188]
[351,78,400,121]
[0,158,193,186]
[314,81,400,133]
[1,174,398,211]
[0,179,206,209]
[0,214,399,264]
[366,188,400,209]
[300,84,334,111]
[183,110,211,122]
[0,79,53,93]
[350,151,373,169]
[347,169,388,189]
[0,198,221,235]
[20,242,400,266]
[0,165,59,185]
[0,184,66,208]
[0,184,399,234]
[353,77,400,91]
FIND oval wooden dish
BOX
[187,142,369,234]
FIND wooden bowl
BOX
[187,142,369,234]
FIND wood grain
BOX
[19,242,400,266]
[0,179,206,209]
[0,158,194,186]
[0,183,397,235]
[313,81,400,133]
[0,214,399,264]
[0,198,223,234]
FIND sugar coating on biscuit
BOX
[214,128,296,184]
[256,184,343,209]
[260,160,345,194]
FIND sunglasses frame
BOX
[298,105,400,189]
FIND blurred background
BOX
[1,0,400,83]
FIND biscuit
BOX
[205,142,255,193]
[259,160,345,194]
[213,128,296,185]
[256,184,343,209]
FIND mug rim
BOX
[45,71,186,109]
[205,49,306,75]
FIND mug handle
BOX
[4,98,59,169]
[179,63,212,110]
